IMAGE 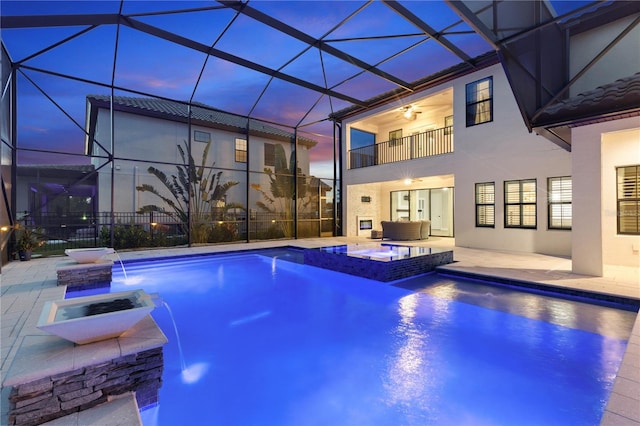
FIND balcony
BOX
[349,126,453,169]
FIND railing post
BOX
[411,134,415,160]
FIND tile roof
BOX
[87,95,318,148]
[535,72,640,126]
[17,164,95,173]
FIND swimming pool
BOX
[76,250,637,425]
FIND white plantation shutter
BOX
[505,179,536,228]
[548,177,572,229]
[475,182,495,227]
[617,166,640,234]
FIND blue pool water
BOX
[77,251,636,426]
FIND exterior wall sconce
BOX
[361,196,371,203]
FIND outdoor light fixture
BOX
[404,178,423,185]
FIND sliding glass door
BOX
[390,191,410,221]
[415,189,429,220]
[390,187,454,237]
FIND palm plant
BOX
[136,140,242,243]
[13,224,45,260]
[251,144,315,238]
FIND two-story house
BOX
[337,5,639,282]
[85,95,329,238]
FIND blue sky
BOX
[1,0,597,173]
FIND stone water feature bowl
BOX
[64,247,115,263]
[36,289,158,344]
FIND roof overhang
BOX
[449,1,640,149]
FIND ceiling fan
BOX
[399,105,421,120]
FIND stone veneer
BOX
[3,312,167,426]
[7,347,162,426]
[56,260,113,288]
[304,246,453,281]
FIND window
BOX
[617,165,640,234]
[264,143,275,167]
[235,138,247,163]
[504,179,536,228]
[466,77,493,127]
[194,130,210,142]
[475,182,495,227]
[548,177,572,230]
[389,129,402,147]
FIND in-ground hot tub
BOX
[37,289,159,344]
[303,243,453,282]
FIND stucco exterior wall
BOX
[452,65,572,256]
[572,118,640,278]
[92,109,309,214]
[343,64,572,256]
[602,127,640,276]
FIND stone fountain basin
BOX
[37,289,156,345]
[64,247,115,264]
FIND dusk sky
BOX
[1,0,595,176]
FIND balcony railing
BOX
[349,126,453,169]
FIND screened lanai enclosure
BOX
[0,0,626,264]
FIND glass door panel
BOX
[389,188,453,236]
[415,189,429,220]
[391,190,410,221]
[430,187,454,237]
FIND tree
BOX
[136,140,242,243]
[251,144,317,238]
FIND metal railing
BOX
[22,211,334,255]
[349,126,453,169]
